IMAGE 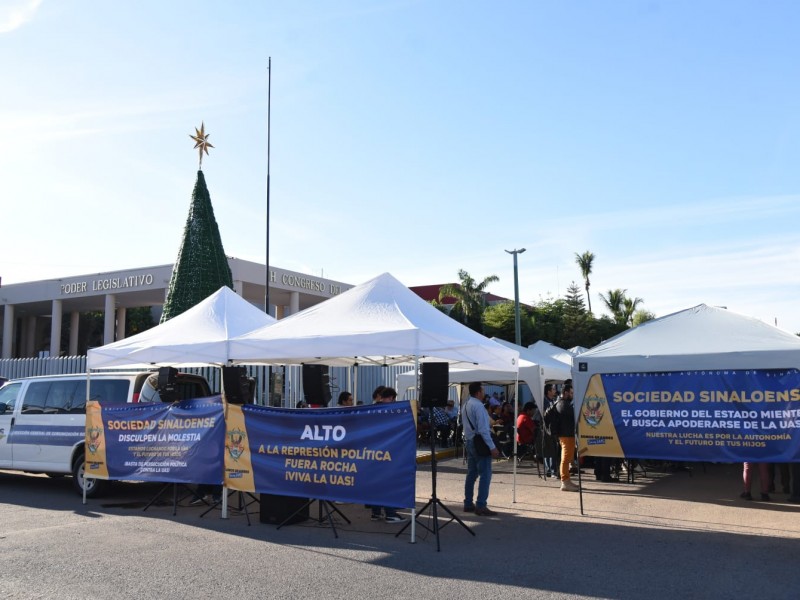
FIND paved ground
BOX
[1,458,798,599]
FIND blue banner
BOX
[578,369,800,462]
[86,396,225,484]
[225,402,416,508]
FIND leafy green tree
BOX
[594,315,627,343]
[600,288,627,325]
[561,281,596,349]
[438,269,499,332]
[126,307,155,336]
[428,299,449,314]
[529,296,567,347]
[574,250,595,313]
[161,170,233,322]
[622,296,644,327]
[483,301,535,343]
[632,309,656,327]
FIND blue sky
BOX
[2,1,798,333]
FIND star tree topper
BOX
[190,122,214,169]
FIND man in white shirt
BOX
[461,382,500,516]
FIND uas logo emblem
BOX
[582,396,606,428]
[226,428,247,461]
[86,427,103,454]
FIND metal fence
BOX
[0,357,417,408]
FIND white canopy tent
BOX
[394,339,571,411]
[228,273,519,373]
[394,357,540,404]
[571,304,800,420]
[87,286,277,369]
[550,303,800,511]
[494,338,571,411]
[84,286,277,514]
[528,340,574,369]
[228,272,519,529]
[568,346,589,356]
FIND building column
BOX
[275,305,285,319]
[289,291,300,315]
[104,294,116,345]
[116,306,127,341]
[69,311,80,356]
[2,304,14,358]
[233,280,244,295]
[50,299,62,357]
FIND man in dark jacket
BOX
[556,382,578,491]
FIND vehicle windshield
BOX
[0,382,22,413]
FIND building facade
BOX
[0,257,351,359]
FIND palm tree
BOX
[438,269,499,332]
[574,251,595,314]
[622,296,644,327]
[599,288,627,325]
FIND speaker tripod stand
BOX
[396,407,475,551]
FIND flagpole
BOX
[265,57,272,313]
[265,57,272,407]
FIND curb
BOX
[416,447,458,464]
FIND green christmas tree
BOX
[161,168,233,322]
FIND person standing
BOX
[556,382,579,492]
[542,383,559,477]
[462,382,500,516]
[740,462,771,501]
[369,387,408,523]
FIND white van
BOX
[0,371,211,497]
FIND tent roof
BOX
[395,359,537,392]
[571,303,800,424]
[88,286,276,369]
[228,272,519,371]
[572,303,800,404]
[527,340,574,368]
[577,304,800,368]
[492,338,571,381]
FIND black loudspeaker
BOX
[157,367,178,402]
[222,366,255,405]
[420,362,449,408]
[302,365,331,406]
[158,366,178,389]
[259,494,309,525]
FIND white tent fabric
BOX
[395,358,539,403]
[571,304,800,416]
[88,286,277,368]
[493,338,571,409]
[228,272,519,372]
[528,340,574,368]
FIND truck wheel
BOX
[71,455,104,498]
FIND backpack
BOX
[543,402,561,437]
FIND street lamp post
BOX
[505,248,526,346]
[505,247,525,503]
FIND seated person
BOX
[516,401,536,447]
[430,405,452,446]
[444,399,459,423]
[486,403,501,427]
[498,401,515,437]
